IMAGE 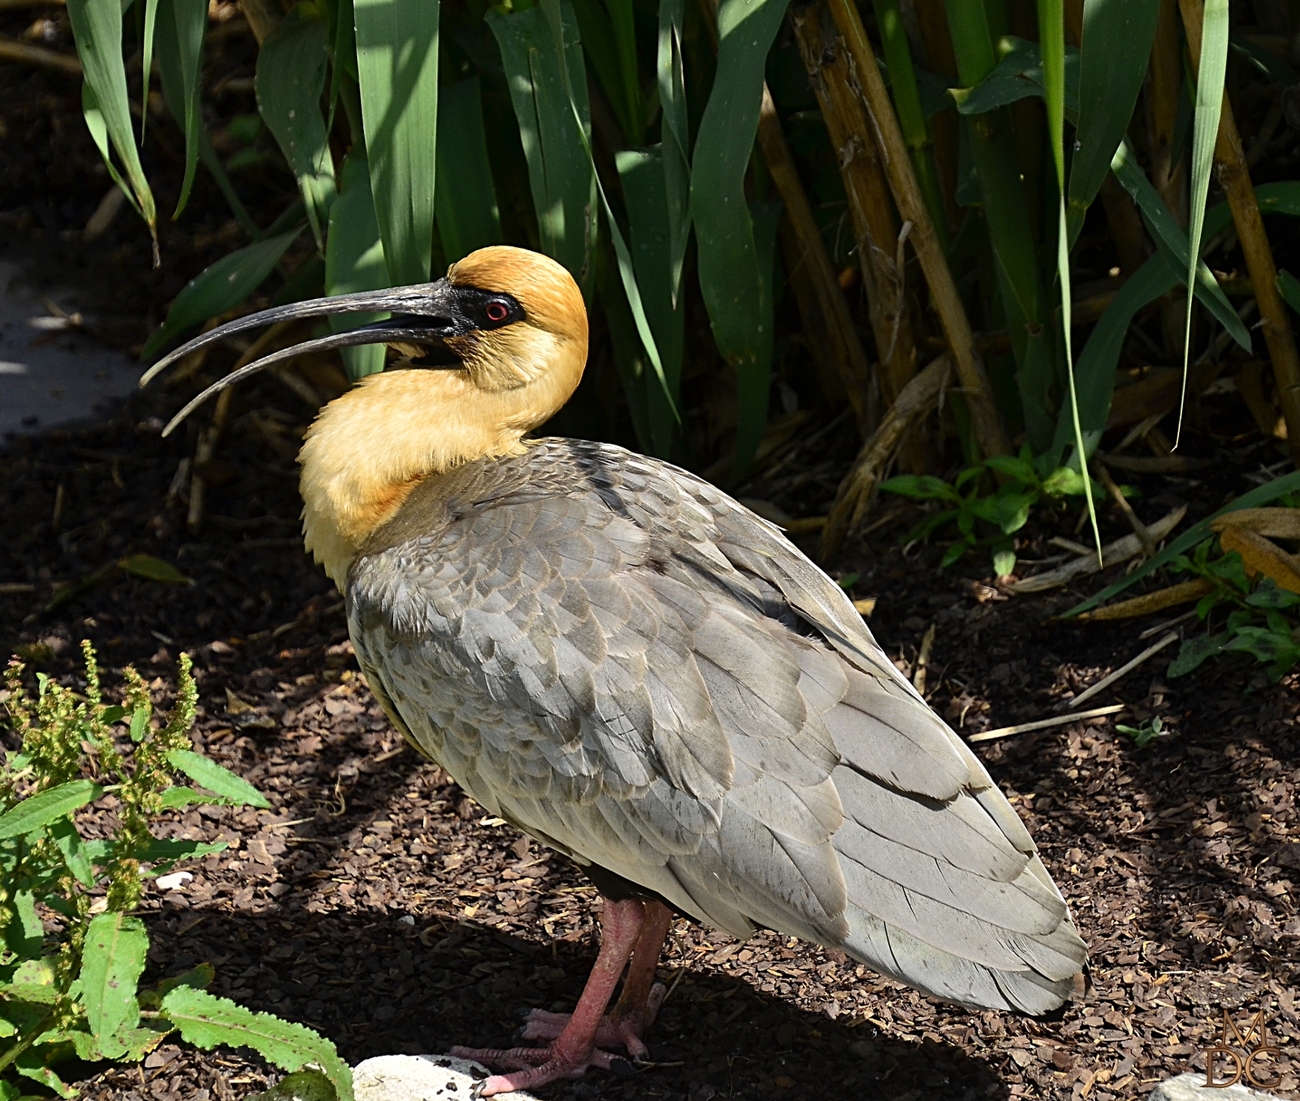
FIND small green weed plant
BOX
[880,450,1098,577]
[1166,544,1300,682]
[0,644,352,1100]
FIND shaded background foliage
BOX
[25,0,1300,547]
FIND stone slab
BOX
[353,1054,538,1101]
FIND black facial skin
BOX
[368,284,526,369]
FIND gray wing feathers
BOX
[349,439,1085,1015]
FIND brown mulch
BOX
[0,373,1297,1101]
[2,17,1298,1100]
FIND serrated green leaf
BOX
[166,750,269,809]
[691,0,790,469]
[14,1051,73,1099]
[119,553,191,584]
[49,818,94,887]
[251,1069,339,1101]
[257,5,337,247]
[880,475,960,501]
[142,230,303,361]
[138,837,228,870]
[154,962,215,1000]
[1168,632,1228,677]
[158,786,230,809]
[80,912,147,1058]
[325,151,388,381]
[161,988,354,1101]
[434,77,501,263]
[355,0,439,285]
[0,780,103,840]
[66,0,157,233]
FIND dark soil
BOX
[2,11,1298,1101]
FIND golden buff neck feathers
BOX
[300,248,588,588]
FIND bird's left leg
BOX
[521,899,672,1057]
[451,897,646,1096]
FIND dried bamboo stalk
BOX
[1180,0,1300,466]
[756,86,878,434]
[821,355,953,558]
[825,0,1011,461]
[789,6,914,409]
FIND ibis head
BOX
[143,246,589,587]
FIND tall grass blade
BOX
[67,0,157,238]
[1178,0,1229,446]
[435,77,502,263]
[692,0,792,468]
[616,147,685,455]
[871,0,947,245]
[946,0,1049,447]
[160,0,206,216]
[1040,0,1099,558]
[256,7,337,248]
[1049,252,1181,459]
[606,0,642,144]
[1111,141,1250,350]
[569,0,637,141]
[488,2,597,286]
[354,0,439,284]
[141,0,160,148]
[533,0,678,423]
[657,0,691,304]
[327,153,389,380]
[1066,0,1161,245]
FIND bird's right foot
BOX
[451,1039,630,1096]
[518,981,666,1058]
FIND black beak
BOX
[142,279,470,436]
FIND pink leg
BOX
[521,900,672,1058]
[451,898,647,1096]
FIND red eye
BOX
[485,301,509,323]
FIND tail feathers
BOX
[842,905,1083,1015]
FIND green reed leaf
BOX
[354,0,439,285]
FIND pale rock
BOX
[353,1054,538,1101]
[1147,1073,1285,1101]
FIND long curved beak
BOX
[143,279,466,436]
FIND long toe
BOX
[451,1043,626,1096]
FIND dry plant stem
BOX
[1097,176,1149,280]
[0,36,81,74]
[821,355,952,558]
[789,8,913,405]
[756,86,878,434]
[1054,632,1180,713]
[238,0,283,43]
[826,0,1011,462]
[968,703,1125,743]
[188,387,234,535]
[1180,0,1300,466]
[1094,461,1156,555]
